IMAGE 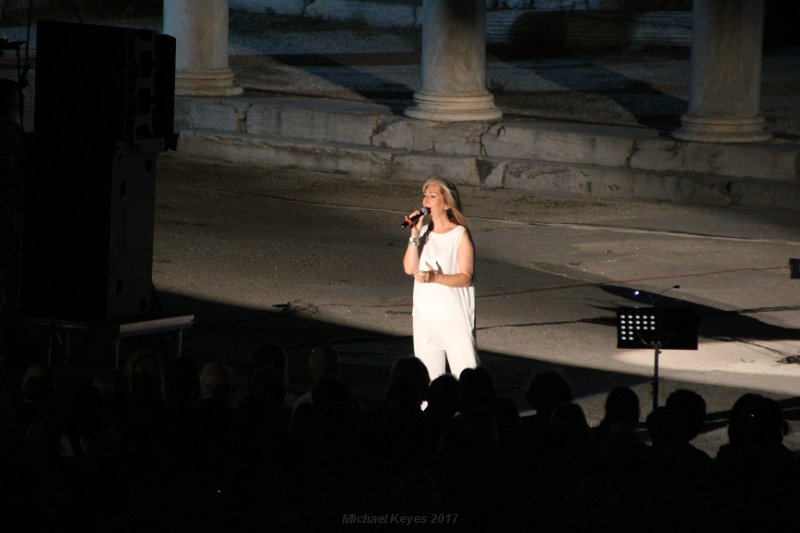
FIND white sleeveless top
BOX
[412,225,475,328]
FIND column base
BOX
[175,69,243,97]
[672,114,772,143]
[404,92,502,122]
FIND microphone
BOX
[401,207,430,228]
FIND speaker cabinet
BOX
[34,20,176,152]
[21,20,175,321]
[21,141,157,321]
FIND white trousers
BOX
[413,316,479,380]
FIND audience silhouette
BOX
[0,350,796,532]
[292,344,341,413]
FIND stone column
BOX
[405,0,501,122]
[163,0,242,96]
[673,0,770,143]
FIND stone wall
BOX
[227,0,693,29]
[173,96,800,210]
[228,0,692,17]
[230,0,309,16]
[226,0,696,48]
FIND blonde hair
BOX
[422,177,468,227]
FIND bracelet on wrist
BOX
[409,236,420,246]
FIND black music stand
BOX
[616,308,698,411]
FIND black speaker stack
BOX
[20,20,176,321]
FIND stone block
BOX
[630,139,800,180]
[174,98,250,133]
[587,0,624,9]
[501,162,733,205]
[632,173,733,206]
[246,98,391,145]
[533,1,571,9]
[735,179,800,211]
[482,121,638,167]
[178,130,392,179]
[305,0,419,28]
[628,11,692,48]
[480,159,507,188]
[487,8,629,50]
[390,153,482,186]
[501,161,635,198]
[506,0,534,8]
[373,118,485,156]
[230,0,307,15]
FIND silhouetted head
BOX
[524,370,572,419]
[427,374,460,414]
[199,362,231,401]
[20,362,52,404]
[308,344,340,383]
[646,405,682,450]
[602,386,640,428]
[22,362,51,391]
[666,388,707,442]
[390,356,430,401]
[125,348,164,399]
[458,366,497,408]
[251,342,289,386]
[93,368,130,404]
[727,393,788,447]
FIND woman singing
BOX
[403,178,478,380]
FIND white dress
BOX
[412,224,478,379]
